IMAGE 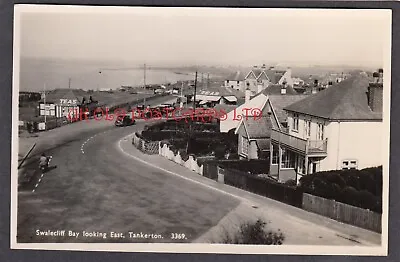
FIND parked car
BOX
[154,89,165,94]
[115,115,136,127]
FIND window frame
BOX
[304,120,311,138]
[317,123,324,140]
[281,149,296,169]
[342,159,358,170]
[240,135,249,156]
[271,145,279,165]
[292,113,300,132]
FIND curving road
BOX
[18,117,240,244]
[16,97,382,246]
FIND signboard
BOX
[59,99,78,105]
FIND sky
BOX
[16,6,391,68]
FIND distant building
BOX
[39,89,97,120]
[225,71,246,92]
[190,84,244,108]
[244,65,293,96]
[269,70,384,184]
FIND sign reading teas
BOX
[59,99,78,105]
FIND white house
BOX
[244,65,294,96]
[269,70,384,184]
[225,71,246,92]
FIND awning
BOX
[199,100,207,105]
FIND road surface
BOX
[16,95,382,245]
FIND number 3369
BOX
[170,233,186,240]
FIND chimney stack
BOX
[368,69,383,112]
[245,89,251,103]
[281,82,287,95]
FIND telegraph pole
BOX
[143,63,146,106]
[193,71,198,111]
[43,83,47,130]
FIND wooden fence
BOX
[302,193,382,233]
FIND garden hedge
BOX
[299,166,383,213]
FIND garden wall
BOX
[159,143,204,175]
[132,133,160,155]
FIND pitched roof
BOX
[243,116,273,139]
[268,95,309,123]
[40,89,87,104]
[264,70,285,84]
[227,71,246,81]
[262,84,298,95]
[214,104,238,114]
[284,74,382,120]
[255,139,270,151]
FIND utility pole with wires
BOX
[180,81,184,108]
[143,63,146,106]
[193,71,198,111]
[186,71,198,155]
[43,83,47,130]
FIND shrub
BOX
[220,219,285,245]
[339,186,358,206]
[284,179,297,187]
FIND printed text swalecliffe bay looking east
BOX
[35,229,188,240]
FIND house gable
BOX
[244,70,258,80]
[257,71,270,82]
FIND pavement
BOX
[119,133,383,246]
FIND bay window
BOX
[281,149,296,169]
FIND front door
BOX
[308,161,318,174]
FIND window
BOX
[342,160,358,170]
[292,113,299,131]
[241,136,249,155]
[317,123,324,140]
[304,120,311,138]
[227,80,229,84]
[281,149,296,169]
[272,145,279,164]
[237,81,240,84]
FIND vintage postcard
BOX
[11,5,391,255]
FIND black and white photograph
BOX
[11,5,391,255]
